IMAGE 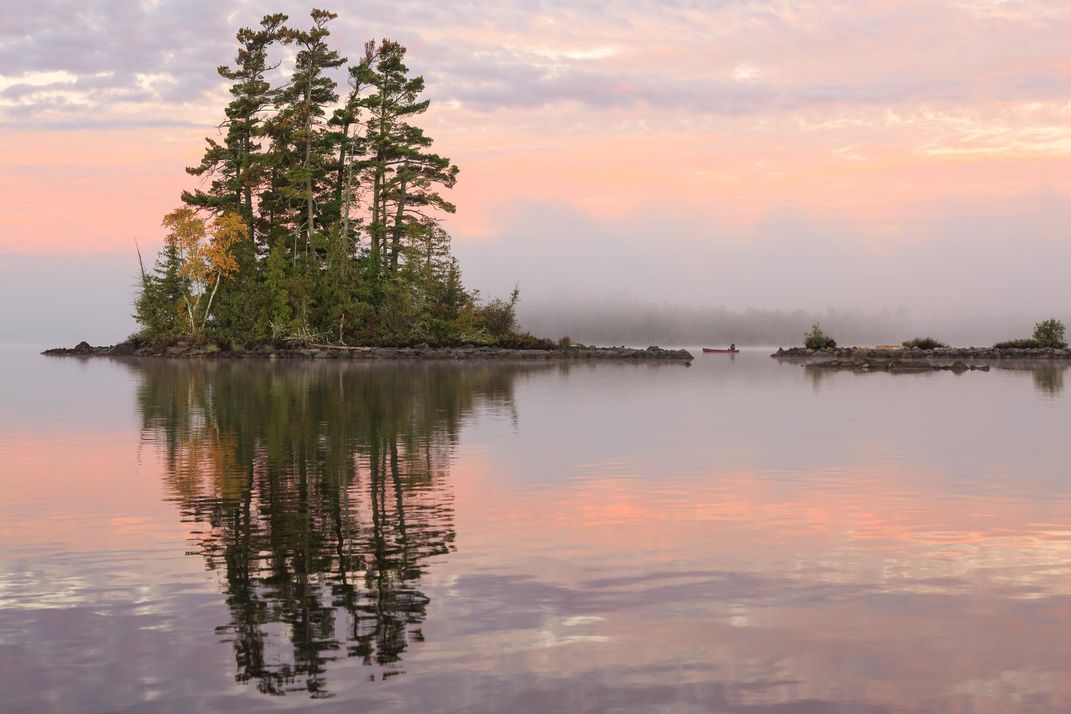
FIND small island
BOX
[771,321,1071,372]
[42,9,690,364]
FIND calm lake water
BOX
[1,346,1069,713]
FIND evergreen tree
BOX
[317,226,368,343]
[135,241,186,337]
[274,9,346,253]
[263,240,293,338]
[328,40,377,234]
[356,40,459,277]
[134,9,529,350]
[184,13,287,246]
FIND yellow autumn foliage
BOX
[160,207,244,337]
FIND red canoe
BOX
[703,348,740,354]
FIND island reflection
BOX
[134,360,526,696]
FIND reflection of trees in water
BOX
[800,363,846,392]
[802,360,1067,398]
[805,364,827,392]
[133,361,523,695]
[1031,365,1065,396]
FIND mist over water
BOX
[454,193,1071,349]
[516,300,1062,348]
[4,188,1071,351]
[0,248,1058,350]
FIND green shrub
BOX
[375,289,420,342]
[902,337,948,350]
[493,332,556,350]
[414,317,462,347]
[994,338,1042,349]
[474,287,520,337]
[804,323,836,350]
[1033,318,1067,348]
[994,319,1067,350]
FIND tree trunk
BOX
[371,152,382,266]
[333,121,350,224]
[341,160,353,240]
[243,134,254,244]
[304,82,314,254]
[390,170,408,272]
[202,271,224,335]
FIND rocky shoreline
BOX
[43,340,693,363]
[772,345,1070,373]
[774,346,1071,360]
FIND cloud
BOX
[3,0,1070,126]
[435,58,970,114]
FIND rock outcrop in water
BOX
[774,346,1071,360]
[801,357,988,373]
[771,345,1070,372]
[44,339,693,363]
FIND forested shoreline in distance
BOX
[132,9,549,352]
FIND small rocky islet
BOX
[772,345,1071,373]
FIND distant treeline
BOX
[135,9,542,349]
[515,302,1053,347]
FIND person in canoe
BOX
[730,343,735,351]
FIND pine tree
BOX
[357,40,459,277]
[184,14,287,245]
[328,40,377,234]
[274,9,346,253]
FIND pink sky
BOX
[1,0,1069,339]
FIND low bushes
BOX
[994,319,1067,350]
[993,338,1043,350]
[902,337,948,350]
[492,332,557,350]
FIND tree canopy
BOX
[136,9,540,349]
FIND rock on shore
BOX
[43,340,693,363]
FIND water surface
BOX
[1,347,1069,713]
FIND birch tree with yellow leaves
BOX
[160,207,245,338]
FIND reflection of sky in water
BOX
[0,347,1069,713]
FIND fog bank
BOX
[516,300,1066,348]
[1,249,1065,350]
